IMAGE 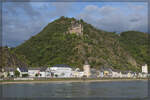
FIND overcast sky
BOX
[3,2,148,47]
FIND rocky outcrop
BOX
[0,47,28,68]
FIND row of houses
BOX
[0,63,149,79]
[98,68,148,78]
[0,64,74,78]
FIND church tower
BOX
[83,60,91,78]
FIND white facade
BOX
[72,71,84,78]
[142,64,148,74]
[39,72,46,77]
[50,66,72,78]
[28,69,40,77]
[99,71,104,78]
[3,71,14,78]
[138,73,147,78]
[112,71,122,78]
[9,71,14,77]
[121,73,128,78]
[39,71,51,78]
[17,68,28,77]
[83,64,91,78]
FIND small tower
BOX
[83,60,91,78]
[142,64,148,74]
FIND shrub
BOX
[15,70,20,77]
[22,74,28,77]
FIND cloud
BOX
[3,2,148,47]
[50,2,73,17]
[77,4,148,33]
[3,2,73,47]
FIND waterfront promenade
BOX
[0,78,148,84]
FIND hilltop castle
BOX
[68,21,83,36]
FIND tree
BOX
[15,70,20,77]
[7,72,10,77]
[35,73,39,77]
[22,74,28,77]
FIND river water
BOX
[0,80,148,99]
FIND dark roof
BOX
[4,67,16,72]
[28,67,41,70]
[112,69,121,73]
[100,67,112,71]
[122,71,130,74]
[40,67,48,71]
[53,64,71,68]
[19,67,28,72]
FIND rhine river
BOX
[0,80,148,99]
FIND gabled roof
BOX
[122,71,130,74]
[40,67,48,72]
[112,69,121,73]
[28,67,41,70]
[53,64,71,68]
[100,67,112,71]
[4,67,16,72]
[18,67,28,72]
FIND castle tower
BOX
[142,64,148,74]
[68,22,83,36]
[83,61,91,78]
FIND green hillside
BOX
[119,31,149,66]
[12,17,148,71]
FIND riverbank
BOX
[0,78,148,84]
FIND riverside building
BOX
[83,61,91,78]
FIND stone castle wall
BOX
[68,23,83,35]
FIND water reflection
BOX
[1,80,148,98]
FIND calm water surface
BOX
[0,80,148,98]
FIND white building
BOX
[28,67,41,77]
[49,64,73,78]
[17,67,28,77]
[83,61,91,78]
[99,71,104,78]
[142,64,148,74]
[121,71,134,78]
[3,67,15,78]
[121,71,129,78]
[72,68,84,78]
[138,73,147,78]
[112,70,122,78]
[39,67,51,78]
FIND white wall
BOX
[28,70,40,77]
[50,67,72,78]
[17,68,28,77]
[142,64,148,74]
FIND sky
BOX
[2,2,148,47]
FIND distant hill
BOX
[12,16,149,71]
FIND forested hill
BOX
[12,16,148,71]
[119,31,149,66]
